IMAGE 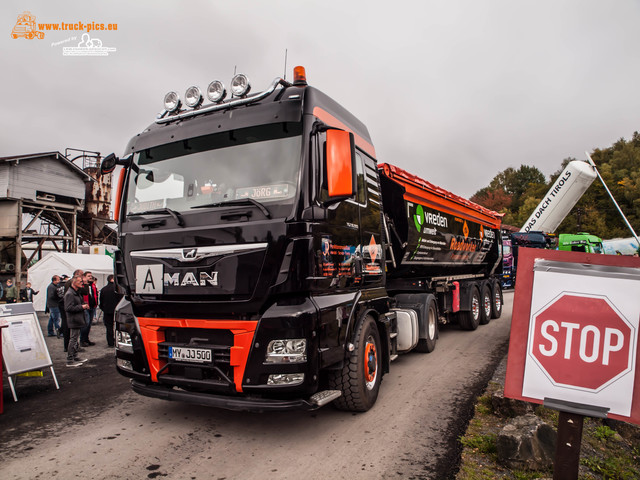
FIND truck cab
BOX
[558,232,603,254]
[501,236,514,289]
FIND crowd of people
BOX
[41,271,122,367]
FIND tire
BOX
[329,315,382,412]
[458,286,481,331]
[491,282,503,319]
[415,298,438,353]
[479,284,492,325]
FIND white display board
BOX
[0,303,59,401]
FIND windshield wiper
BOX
[129,208,185,227]
[192,198,271,218]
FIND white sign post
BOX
[0,303,59,401]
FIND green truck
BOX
[557,232,603,254]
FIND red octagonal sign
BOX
[530,293,633,392]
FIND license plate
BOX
[168,346,212,364]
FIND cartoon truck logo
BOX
[11,12,45,40]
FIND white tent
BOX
[26,253,115,312]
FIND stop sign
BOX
[530,293,633,392]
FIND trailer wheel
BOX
[415,297,438,353]
[491,282,503,319]
[479,284,492,325]
[329,315,382,412]
[458,286,481,331]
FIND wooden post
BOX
[553,411,584,480]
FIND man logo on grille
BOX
[183,248,197,260]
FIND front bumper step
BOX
[131,380,342,412]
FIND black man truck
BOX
[102,67,503,412]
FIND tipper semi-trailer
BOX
[101,67,504,412]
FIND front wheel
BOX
[329,315,382,412]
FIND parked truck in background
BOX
[501,235,514,289]
[558,232,603,254]
[101,67,504,412]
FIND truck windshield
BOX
[125,122,302,215]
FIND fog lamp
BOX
[207,80,226,103]
[117,358,133,371]
[267,373,304,386]
[185,86,203,108]
[230,74,251,97]
[163,91,181,113]
[265,339,306,364]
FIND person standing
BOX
[80,271,97,347]
[46,275,62,337]
[61,271,80,352]
[20,281,39,303]
[5,279,18,303]
[64,275,89,367]
[99,274,122,347]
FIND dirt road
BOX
[1,292,513,479]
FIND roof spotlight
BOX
[207,80,227,103]
[164,91,181,113]
[230,74,251,97]
[184,86,203,108]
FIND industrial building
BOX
[0,149,115,287]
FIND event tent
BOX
[26,253,114,312]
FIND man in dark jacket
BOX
[46,276,62,337]
[64,275,89,367]
[99,274,122,347]
[20,282,39,303]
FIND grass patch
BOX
[593,425,616,442]
[460,434,497,454]
[581,455,640,480]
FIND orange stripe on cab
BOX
[313,106,377,158]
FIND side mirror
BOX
[100,153,134,175]
[100,153,118,174]
[325,129,356,199]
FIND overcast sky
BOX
[2,0,639,198]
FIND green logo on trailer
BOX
[414,205,424,232]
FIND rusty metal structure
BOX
[0,150,116,286]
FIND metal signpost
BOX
[504,248,640,479]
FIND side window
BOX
[354,152,366,205]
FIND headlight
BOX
[116,330,133,353]
[184,85,203,108]
[163,91,181,113]
[267,373,304,386]
[265,339,306,364]
[230,73,251,97]
[207,80,226,103]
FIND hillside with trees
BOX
[470,132,640,240]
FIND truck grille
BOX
[157,328,235,390]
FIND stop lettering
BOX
[530,293,633,391]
